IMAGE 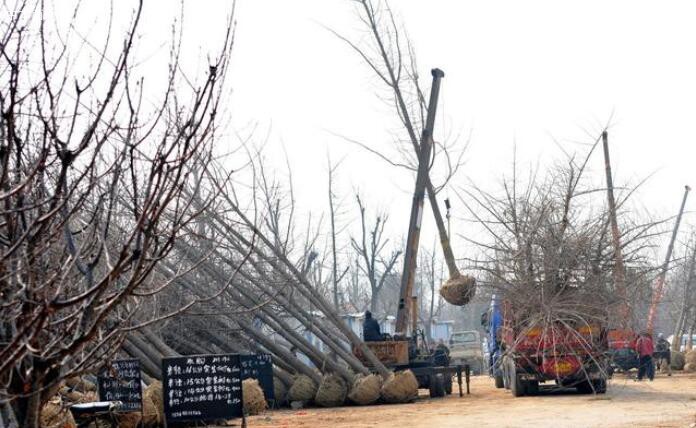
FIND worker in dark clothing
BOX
[635,331,655,381]
[655,333,672,376]
[363,311,382,342]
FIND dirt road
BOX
[247,373,696,428]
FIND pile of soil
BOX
[288,375,317,403]
[314,374,347,407]
[40,397,77,428]
[243,379,267,415]
[381,370,418,404]
[672,351,685,370]
[273,377,288,405]
[347,374,382,405]
[440,274,476,306]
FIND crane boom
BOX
[647,185,690,332]
[394,68,445,335]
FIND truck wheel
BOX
[507,359,525,397]
[593,378,607,394]
[429,374,445,398]
[494,373,505,389]
[510,373,525,397]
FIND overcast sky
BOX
[81,0,696,261]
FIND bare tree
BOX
[350,194,402,313]
[0,1,235,425]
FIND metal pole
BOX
[395,68,445,335]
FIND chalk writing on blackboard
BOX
[98,359,143,412]
[162,354,243,423]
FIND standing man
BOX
[363,311,382,342]
[635,331,655,381]
[655,333,672,376]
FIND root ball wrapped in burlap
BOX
[273,377,288,405]
[671,351,685,370]
[41,397,77,428]
[314,374,347,407]
[381,370,418,404]
[114,412,142,428]
[685,350,696,366]
[288,375,317,403]
[242,379,267,415]
[144,381,164,426]
[439,274,476,306]
[348,374,382,405]
[684,362,696,372]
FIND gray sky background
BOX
[72,0,696,262]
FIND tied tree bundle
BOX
[144,381,164,426]
[381,370,419,404]
[288,375,318,403]
[314,374,347,407]
[671,351,685,370]
[440,274,476,306]
[685,350,696,364]
[242,379,267,415]
[348,374,383,405]
[274,378,288,406]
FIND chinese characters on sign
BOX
[162,354,243,423]
[241,353,275,401]
[97,359,143,412]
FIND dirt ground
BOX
[246,373,696,428]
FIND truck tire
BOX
[507,359,525,397]
[494,373,505,389]
[510,373,525,397]
[429,374,445,398]
[593,378,607,394]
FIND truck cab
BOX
[448,330,484,374]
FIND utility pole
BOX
[602,131,629,327]
[647,185,691,332]
[395,68,445,336]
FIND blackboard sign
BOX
[97,359,143,412]
[241,353,275,401]
[162,354,243,423]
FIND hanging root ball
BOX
[314,374,347,407]
[243,379,268,415]
[41,397,77,428]
[144,381,164,425]
[381,370,419,404]
[672,351,685,370]
[685,350,696,366]
[684,362,696,372]
[439,274,476,306]
[348,374,382,405]
[288,375,318,403]
[274,377,288,406]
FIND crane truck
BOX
[352,67,472,398]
